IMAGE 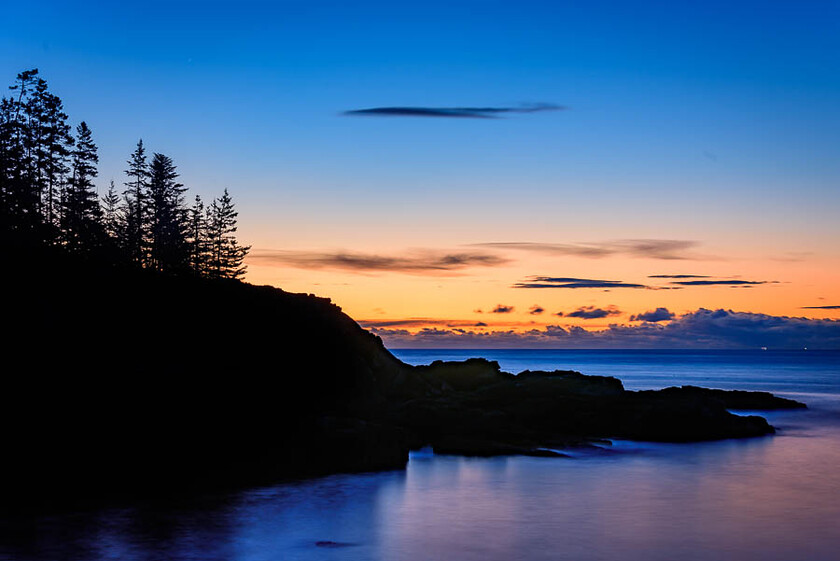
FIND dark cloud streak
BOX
[565,306,622,319]
[670,279,773,286]
[649,274,711,279]
[513,276,649,289]
[248,249,508,275]
[343,103,565,119]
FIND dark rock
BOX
[637,386,807,410]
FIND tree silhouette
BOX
[101,180,123,240]
[187,194,209,276]
[147,153,188,273]
[2,68,250,282]
[207,188,250,279]
[61,121,101,251]
[123,139,148,266]
[1,69,41,234]
[33,79,74,232]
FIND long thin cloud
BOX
[343,103,565,119]
[474,239,709,260]
[248,249,508,275]
[513,276,650,289]
[802,305,840,310]
[649,274,711,279]
[669,279,774,286]
[357,318,489,328]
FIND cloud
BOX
[358,318,495,329]
[491,305,515,314]
[529,305,545,315]
[649,274,711,279]
[802,305,840,310]
[513,276,649,289]
[474,239,709,260]
[248,249,508,275]
[342,103,564,119]
[630,307,676,322]
[771,252,814,262]
[669,279,774,286]
[371,309,840,349]
[565,306,622,320]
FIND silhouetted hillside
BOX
[4,239,412,507]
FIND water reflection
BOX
[4,421,838,561]
[3,351,839,561]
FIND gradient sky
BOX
[3,1,839,347]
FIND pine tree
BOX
[33,79,73,232]
[187,194,209,276]
[147,152,188,272]
[123,139,149,266]
[1,70,72,240]
[101,180,123,240]
[0,97,19,230]
[207,188,250,279]
[61,121,101,251]
[1,69,40,233]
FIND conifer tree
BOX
[0,97,19,230]
[207,188,250,279]
[147,152,188,272]
[123,139,149,266]
[187,194,209,275]
[61,121,101,251]
[33,78,73,231]
[1,69,40,232]
[101,180,123,240]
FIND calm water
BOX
[3,350,839,561]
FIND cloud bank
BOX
[343,103,564,119]
[369,309,840,349]
[248,249,507,275]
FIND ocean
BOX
[2,350,839,561]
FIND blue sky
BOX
[2,1,839,347]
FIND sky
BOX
[2,0,839,348]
